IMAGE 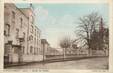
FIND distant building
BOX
[41,39,50,53]
[46,47,62,56]
[41,39,50,60]
[4,3,42,64]
[63,39,89,56]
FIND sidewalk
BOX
[4,56,108,68]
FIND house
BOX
[4,3,42,64]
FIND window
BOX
[38,34,40,38]
[20,18,23,28]
[23,32,25,39]
[27,48,29,55]
[34,38,36,43]
[35,29,36,36]
[22,46,25,54]
[37,39,38,44]
[14,47,19,54]
[37,48,38,55]
[12,11,15,19]
[31,36,33,40]
[30,46,33,54]
[12,11,15,24]
[34,48,36,55]
[4,31,6,36]
[5,24,10,36]
[4,5,7,8]
[31,15,34,24]
[16,28,19,39]
[29,35,33,41]
[31,25,33,33]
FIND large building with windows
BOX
[4,3,42,64]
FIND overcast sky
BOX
[16,3,109,48]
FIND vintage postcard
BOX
[0,0,113,73]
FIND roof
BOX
[41,39,49,45]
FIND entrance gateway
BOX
[4,41,23,64]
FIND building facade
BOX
[20,7,42,62]
[41,39,50,60]
[46,47,62,56]
[4,3,42,64]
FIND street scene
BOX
[4,3,109,69]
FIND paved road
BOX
[6,57,108,70]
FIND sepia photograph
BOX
[3,2,109,70]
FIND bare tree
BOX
[59,36,71,58]
[75,12,101,56]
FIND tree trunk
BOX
[88,48,92,56]
[63,48,66,59]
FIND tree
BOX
[59,36,71,58]
[72,44,77,49]
[71,39,78,49]
[103,28,109,56]
[75,12,102,56]
[90,17,109,56]
[71,43,78,55]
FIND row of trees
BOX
[59,12,109,57]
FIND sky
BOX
[16,3,109,48]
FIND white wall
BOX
[12,54,19,63]
[22,54,43,62]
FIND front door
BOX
[13,46,22,63]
